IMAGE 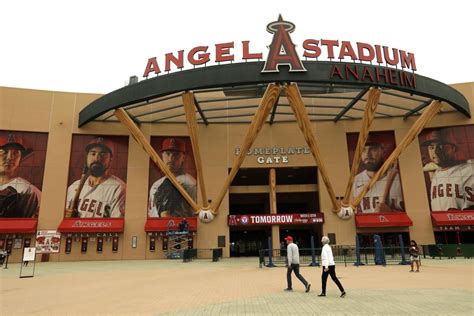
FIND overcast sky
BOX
[1,0,472,94]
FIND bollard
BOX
[309,235,319,266]
[399,234,409,265]
[374,234,386,266]
[354,234,364,266]
[266,236,276,267]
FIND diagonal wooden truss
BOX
[115,82,442,221]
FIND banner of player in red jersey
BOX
[64,135,128,218]
[418,125,474,212]
[148,137,197,218]
[0,131,48,218]
[346,131,405,214]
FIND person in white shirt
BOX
[319,236,346,297]
[284,236,311,292]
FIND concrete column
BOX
[269,169,280,249]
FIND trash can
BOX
[212,248,222,262]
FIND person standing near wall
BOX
[409,240,420,272]
[319,236,346,298]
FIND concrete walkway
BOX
[1,257,472,315]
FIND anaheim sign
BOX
[143,15,416,87]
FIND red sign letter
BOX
[143,57,161,78]
[262,15,306,73]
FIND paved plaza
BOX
[1,257,472,315]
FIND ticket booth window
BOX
[97,237,104,253]
[162,236,168,251]
[112,237,119,252]
[6,239,13,254]
[65,237,72,254]
[150,236,156,251]
[23,238,31,248]
[81,237,88,253]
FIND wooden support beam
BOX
[210,83,281,214]
[114,108,200,213]
[269,168,277,214]
[342,87,381,206]
[352,100,442,207]
[284,83,338,211]
[183,91,209,209]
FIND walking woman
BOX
[319,236,346,298]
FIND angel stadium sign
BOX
[143,15,417,87]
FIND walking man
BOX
[284,236,311,292]
[319,236,346,297]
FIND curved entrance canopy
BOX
[79,61,470,127]
[79,61,470,223]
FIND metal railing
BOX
[421,244,474,259]
[259,246,411,268]
[259,244,474,268]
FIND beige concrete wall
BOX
[0,82,472,262]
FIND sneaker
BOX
[340,291,346,298]
[284,288,293,291]
[318,293,326,297]
[305,284,311,293]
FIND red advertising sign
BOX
[228,213,324,226]
[355,212,413,228]
[431,211,474,226]
[58,218,124,233]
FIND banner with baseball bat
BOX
[64,135,128,219]
[147,136,198,218]
[346,131,405,214]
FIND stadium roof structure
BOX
[78,60,470,222]
[79,61,470,127]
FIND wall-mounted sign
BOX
[234,146,310,164]
[143,15,416,87]
[228,213,324,226]
[35,230,61,254]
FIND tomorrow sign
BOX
[228,213,324,226]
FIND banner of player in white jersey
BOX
[64,135,128,218]
[346,131,405,214]
[418,125,474,212]
[148,136,197,218]
[0,131,48,218]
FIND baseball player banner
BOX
[346,131,405,214]
[0,130,48,218]
[35,230,61,254]
[148,137,197,218]
[64,135,128,218]
[418,125,474,212]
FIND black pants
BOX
[287,264,309,289]
[321,265,344,294]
